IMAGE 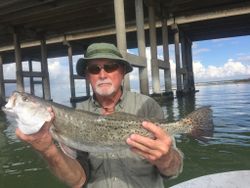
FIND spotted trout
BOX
[2,91,213,152]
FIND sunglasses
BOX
[86,63,120,74]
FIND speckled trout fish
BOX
[2,91,213,152]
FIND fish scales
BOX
[2,91,213,152]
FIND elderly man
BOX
[16,43,183,188]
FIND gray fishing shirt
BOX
[62,90,182,188]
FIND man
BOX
[16,43,183,188]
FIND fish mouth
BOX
[1,106,13,113]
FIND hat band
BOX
[86,49,123,58]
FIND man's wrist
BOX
[41,143,59,158]
[157,147,183,177]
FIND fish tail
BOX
[181,106,213,139]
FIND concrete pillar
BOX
[186,39,195,91]
[13,29,24,92]
[148,1,161,94]
[66,42,76,100]
[0,55,5,102]
[28,59,35,95]
[114,0,130,90]
[162,14,172,93]
[181,34,195,93]
[135,0,149,95]
[40,35,51,100]
[181,35,188,93]
[172,24,183,94]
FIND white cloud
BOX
[237,55,250,64]
[47,58,71,104]
[3,63,16,79]
[193,59,250,82]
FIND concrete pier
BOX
[161,10,173,96]
[40,35,51,100]
[148,1,161,94]
[135,0,149,95]
[0,0,249,103]
[114,0,130,91]
[0,55,5,104]
[13,29,24,92]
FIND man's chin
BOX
[95,88,115,97]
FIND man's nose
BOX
[98,68,107,78]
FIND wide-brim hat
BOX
[76,43,133,76]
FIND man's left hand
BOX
[126,121,172,164]
[126,121,182,176]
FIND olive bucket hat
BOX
[76,43,133,76]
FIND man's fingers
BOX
[127,134,158,150]
[142,121,168,139]
[127,136,153,154]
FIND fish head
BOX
[2,91,51,134]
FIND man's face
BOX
[85,59,125,97]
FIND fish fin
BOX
[181,106,214,139]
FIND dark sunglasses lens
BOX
[87,63,119,74]
[87,65,101,74]
[103,63,119,73]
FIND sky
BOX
[3,35,250,104]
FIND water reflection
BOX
[0,83,250,188]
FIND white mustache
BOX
[96,79,113,86]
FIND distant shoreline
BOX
[195,78,250,86]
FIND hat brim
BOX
[76,56,133,77]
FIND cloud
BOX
[193,59,250,82]
[3,63,16,79]
[236,55,250,64]
[47,58,71,104]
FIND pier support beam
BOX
[0,55,5,103]
[186,37,195,92]
[172,24,183,96]
[181,35,188,93]
[66,42,76,100]
[114,0,130,90]
[135,0,149,95]
[161,11,173,95]
[148,1,161,94]
[181,34,195,93]
[40,35,51,100]
[28,59,35,95]
[13,29,24,92]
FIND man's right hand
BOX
[15,107,55,154]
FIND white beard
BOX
[94,79,116,97]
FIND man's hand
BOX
[15,107,55,154]
[15,107,87,187]
[126,121,183,177]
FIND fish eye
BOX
[22,96,29,102]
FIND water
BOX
[0,83,250,188]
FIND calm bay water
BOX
[0,82,250,188]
